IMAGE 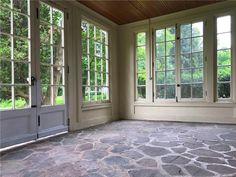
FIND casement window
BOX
[216,15,232,99]
[154,21,204,101]
[135,32,146,99]
[0,0,31,109]
[81,20,110,103]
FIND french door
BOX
[0,0,68,148]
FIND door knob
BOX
[31,76,37,86]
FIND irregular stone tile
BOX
[100,136,125,144]
[162,165,185,176]
[184,142,204,149]
[225,151,236,158]
[82,150,108,160]
[209,144,231,152]
[104,156,129,166]
[82,173,103,177]
[224,141,236,148]
[202,140,220,145]
[171,147,186,154]
[128,169,164,177]
[228,160,236,167]
[134,137,150,144]
[207,165,236,174]
[76,143,93,152]
[151,141,180,147]
[189,148,223,157]
[161,155,190,164]
[111,144,131,153]
[136,158,157,167]
[74,160,99,173]
[196,157,226,164]
[185,165,215,176]
[182,153,196,159]
[1,149,33,160]
[22,171,46,177]
[121,150,144,160]
[138,145,170,157]
[220,132,236,141]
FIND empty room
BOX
[0,0,236,176]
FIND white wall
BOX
[118,1,236,124]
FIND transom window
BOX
[135,32,146,99]
[216,15,231,99]
[81,20,110,103]
[0,0,31,110]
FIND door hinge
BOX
[38,115,41,126]
[31,105,37,108]
[36,8,39,19]
[176,96,178,102]
[67,118,70,126]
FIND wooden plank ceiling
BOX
[78,0,223,25]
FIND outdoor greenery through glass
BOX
[0,0,30,110]
[81,20,109,103]
[136,32,146,99]
[217,15,231,99]
[39,1,65,106]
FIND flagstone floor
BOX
[1,120,236,177]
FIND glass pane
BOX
[181,54,191,69]
[40,23,51,44]
[137,60,145,73]
[97,72,101,86]
[96,28,101,41]
[82,70,88,85]
[15,86,29,108]
[166,27,175,41]
[0,85,12,110]
[192,37,203,52]
[137,32,145,46]
[82,38,88,54]
[217,16,231,33]
[0,8,11,34]
[90,86,95,101]
[217,49,231,66]
[54,86,64,105]
[180,38,191,54]
[101,30,108,44]
[136,46,145,61]
[53,66,63,85]
[53,46,64,65]
[53,26,62,46]
[102,59,109,73]
[14,38,29,61]
[137,73,145,85]
[95,42,101,57]
[81,21,88,39]
[166,56,175,70]
[217,33,231,50]
[166,70,175,84]
[156,29,165,42]
[181,24,191,38]
[156,71,165,84]
[166,85,175,99]
[102,87,109,100]
[89,39,94,55]
[102,44,108,59]
[82,54,88,71]
[41,85,51,105]
[82,86,89,102]
[192,22,203,37]
[0,0,11,8]
[90,57,95,71]
[97,87,102,101]
[52,8,63,27]
[40,65,51,84]
[13,12,28,38]
[156,43,165,57]
[166,41,175,56]
[192,68,203,83]
[40,44,51,64]
[217,66,231,82]
[181,69,191,83]
[39,2,50,22]
[181,84,191,98]
[102,73,109,86]
[14,62,29,84]
[13,0,28,15]
[218,83,230,99]
[192,84,203,98]
[90,71,95,86]
[96,58,102,72]
[192,52,203,68]
[0,60,11,84]
[156,85,165,99]
[0,34,11,60]
[156,57,165,71]
[137,86,145,99]
[89,23,94,38]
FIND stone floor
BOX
[1,120,236,177]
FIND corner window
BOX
[135,32,146,99]
[81,20,110,103]
[216,15,231,99]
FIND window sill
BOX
[81,102,112,111]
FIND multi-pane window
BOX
[216,15,231,99]
[0,0,31,110]
[155,27,176,99]
[39,2,65,106]
[81,20,109,103]
[135,32,146,99]
[180,21,204,99]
